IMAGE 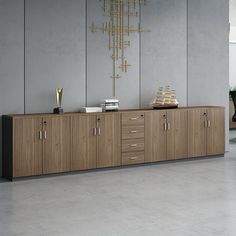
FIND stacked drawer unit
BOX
[121,112,145,165]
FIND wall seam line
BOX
[85,0,88,107]
[24,0,26,114]
[187,0,189,106]
[139,3,142,109]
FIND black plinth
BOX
[53,107,63,114]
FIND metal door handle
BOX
[39,131,43,140]
[129,144,138,147]
[98,127,101,136]
[208,120,211,128]
[43,131,47,140]
[93,127,97,136]
[167,123,171,130]
[204,120,208,128]
[130,130,137,133]
[164,123,167,131]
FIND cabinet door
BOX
[188,109,207,157]
[43,116,71,174]
[13,117,43,177]
[71,115,97,171]
[145,111,167,162]
[167,110,188,160]
[207,108,225,155]
[97,114,121,168]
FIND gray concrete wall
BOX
[0,0,24,176]
[25,0,86,113]
[0,0,229,176]
[141,0,187,108]
[188,0,229,150]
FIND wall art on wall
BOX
[90,0,150,96]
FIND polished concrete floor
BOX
[1,133,236,236]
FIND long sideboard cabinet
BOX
[2,106,225,180]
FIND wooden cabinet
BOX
[188,108,225,157]
[43,116,71,174]
[206,108,225,156]
[13,118,43,177]
[145,109,188,162]
[188,109,207,157]
[121,112,145,165]
[2,106,225,180]
[3,115,71,179]
[145,111,167,162]
[122,139,144,152]
[122,151,144,165]
[166,110,188,160]
[71,113,121,170]
[97,114,121,168]
[71,115,97,171]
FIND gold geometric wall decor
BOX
[90,0,150,96]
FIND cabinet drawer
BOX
[122,152,145,165]
[122,113,144,126]
[122,139,144,152]
[122,126,144,139]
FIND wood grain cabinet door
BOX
[71,115,97,171]
[43,116,71,174]
[166,110,188,160]
[97,114,121,168]
[145,111,167,162]
[13,117,43,177]
[206,108,225,156]
[188,109,207,157]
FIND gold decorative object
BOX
[53,88,64,114]
[151,86,179,109]
[90,0,150,96]
[56,88,63,107]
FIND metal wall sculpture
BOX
[90,0,150,96]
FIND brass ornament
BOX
[53,88,64,114]
[56,88,63,108]
[91,0,150,96]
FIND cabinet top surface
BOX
[3,106,225,119]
